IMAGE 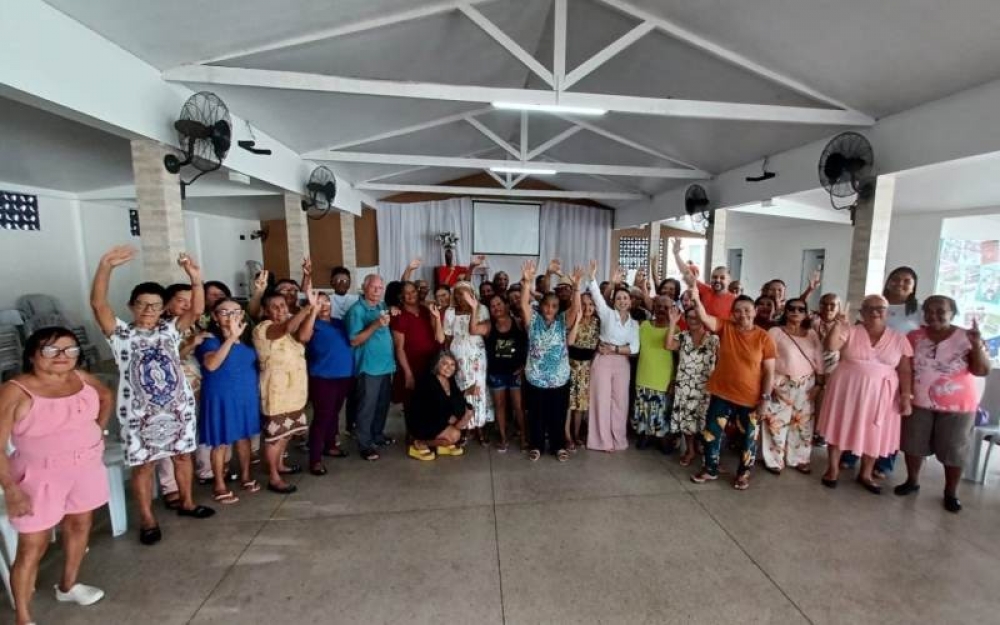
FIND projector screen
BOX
[473,201,541,255]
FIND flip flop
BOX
[212,491,239,505]
[241,479,261,493]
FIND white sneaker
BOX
[54,583,105,606]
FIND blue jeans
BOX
[701,395,757,477]
[840,451,896,474]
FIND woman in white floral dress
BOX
[444,282,494,444]
[666,306,719,466]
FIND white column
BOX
[283,192,309,278]
[846,175,895,308]
[130,140,186,284]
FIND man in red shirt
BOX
[673,240,735,321]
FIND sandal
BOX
[241,479,261,493]
[267,482,298,494]
[361,449,380,462]
[528,449,541,462]
[139,526,162,546]
[574,438,585,448]
[163,492,182,511]
[795,464,812,475]
[556,449,569,462]
[764,466,781,476]
[177,505,216,519]
[324,447,349,458]
[310,463,328,476]
[278,464,302,475]
[679,455,694,467]
[212,491,240,505]
[496,441,509,454]
[733,475,751,491]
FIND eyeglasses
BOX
[331,277,349,284]
[133,302,163,312]
[786,306,807,313]
[40,345,81,358]
[217,309,242,318]
[862,306,888,313]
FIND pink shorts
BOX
[9,442,110,533]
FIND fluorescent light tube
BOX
[492,102,606,116]
[489,166,557,175]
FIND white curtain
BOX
[375,197,473,284]
[375,198,611,284]
[538,201,613,275]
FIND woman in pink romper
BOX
[817,295,914,493]
[0,327,113,625]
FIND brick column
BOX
[846,175,895,308]
[704,209,728,273]
[284,192,309,279]
[340,211,357,275]
[130,140,187,284]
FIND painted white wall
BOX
[184,211,263,298]
[723,212,853,299]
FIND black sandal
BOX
[163,493,182,510]
[267,482,298,494]
[139,526,162,545]
[310,463,328,476]
[177,505,216,519]
[278,464,303,475]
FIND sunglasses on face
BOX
[40,345,81,358]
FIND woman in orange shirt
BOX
[688,289,776,490]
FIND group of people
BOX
[0,242,992,625]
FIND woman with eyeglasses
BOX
[816,295,913,493]
[0,327,114,624]
[895,296,992,513]
[666,307,719,466]
[196,299,261,503]
[91,246,214,547]
[759,299,824,474]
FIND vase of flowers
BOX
[435,231,459,265]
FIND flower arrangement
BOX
[435,231,460,250]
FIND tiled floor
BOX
[13,411,1000,624]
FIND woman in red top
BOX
[391,282,445,407]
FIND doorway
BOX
[801,249,825,309]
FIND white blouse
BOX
[587,281,640,354]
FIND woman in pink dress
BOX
[817,295,913,493]
[895,296,992,513]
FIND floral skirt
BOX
[568,359,593,412]
[631,386,671,437]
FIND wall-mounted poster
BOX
[937,237,1000,365]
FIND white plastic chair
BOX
[0,492,16,608]
[103,442,129,537]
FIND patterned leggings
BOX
[701,395,757,477]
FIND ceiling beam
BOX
[509,173,529,188]
[189,0,491,66]
[357,183,645,201]
[520,112,528,159]
[595,0,862,114]
[316,151,707,178]
[361,146,500,183]
[555,114,708,172]
[553,0,567,89]
[526,125,582,159]
[164,65,876,126]
[310,106,491,154]
[458,3,555,87]
[562,22,655,90]
[465,115,521,158]
[485,169,511,188]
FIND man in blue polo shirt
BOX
[345,274,396,461]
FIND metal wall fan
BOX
[684,184,712,233]
[300,166,337,220]
[163,91,232,198]
[818,131,876,216]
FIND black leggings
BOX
[526,382,569,453]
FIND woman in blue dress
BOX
[196,298,262,504]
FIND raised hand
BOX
[547,258,562,275]
[968,317,982,344]
[521,259,537,282]
[672,238,682,255]
[253,269,269,294]
[408,257,422,271]
[809,270,822,291]
[611,266,625,284]
[178,253,202,281]
[471,254,486,267]
[588,259,598,281]
[231,316,247,339]
[301,257,313,278]
[461,289,477,309]
[635,269,648,290]
[667,306,682,326]
[688,285,701,302]
[100,245,136,268]
[305,288,320,308]
[428,302,440,318]
[570,265,584,286]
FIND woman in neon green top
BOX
[633,295,676,450]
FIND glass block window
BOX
[618,236,649,272]
[0,191,40,231]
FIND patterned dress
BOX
[252,321,309,442]
[670,331,719,435]
[568,316,599,411]
[108,318,197,466]
[444,305,494,428]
